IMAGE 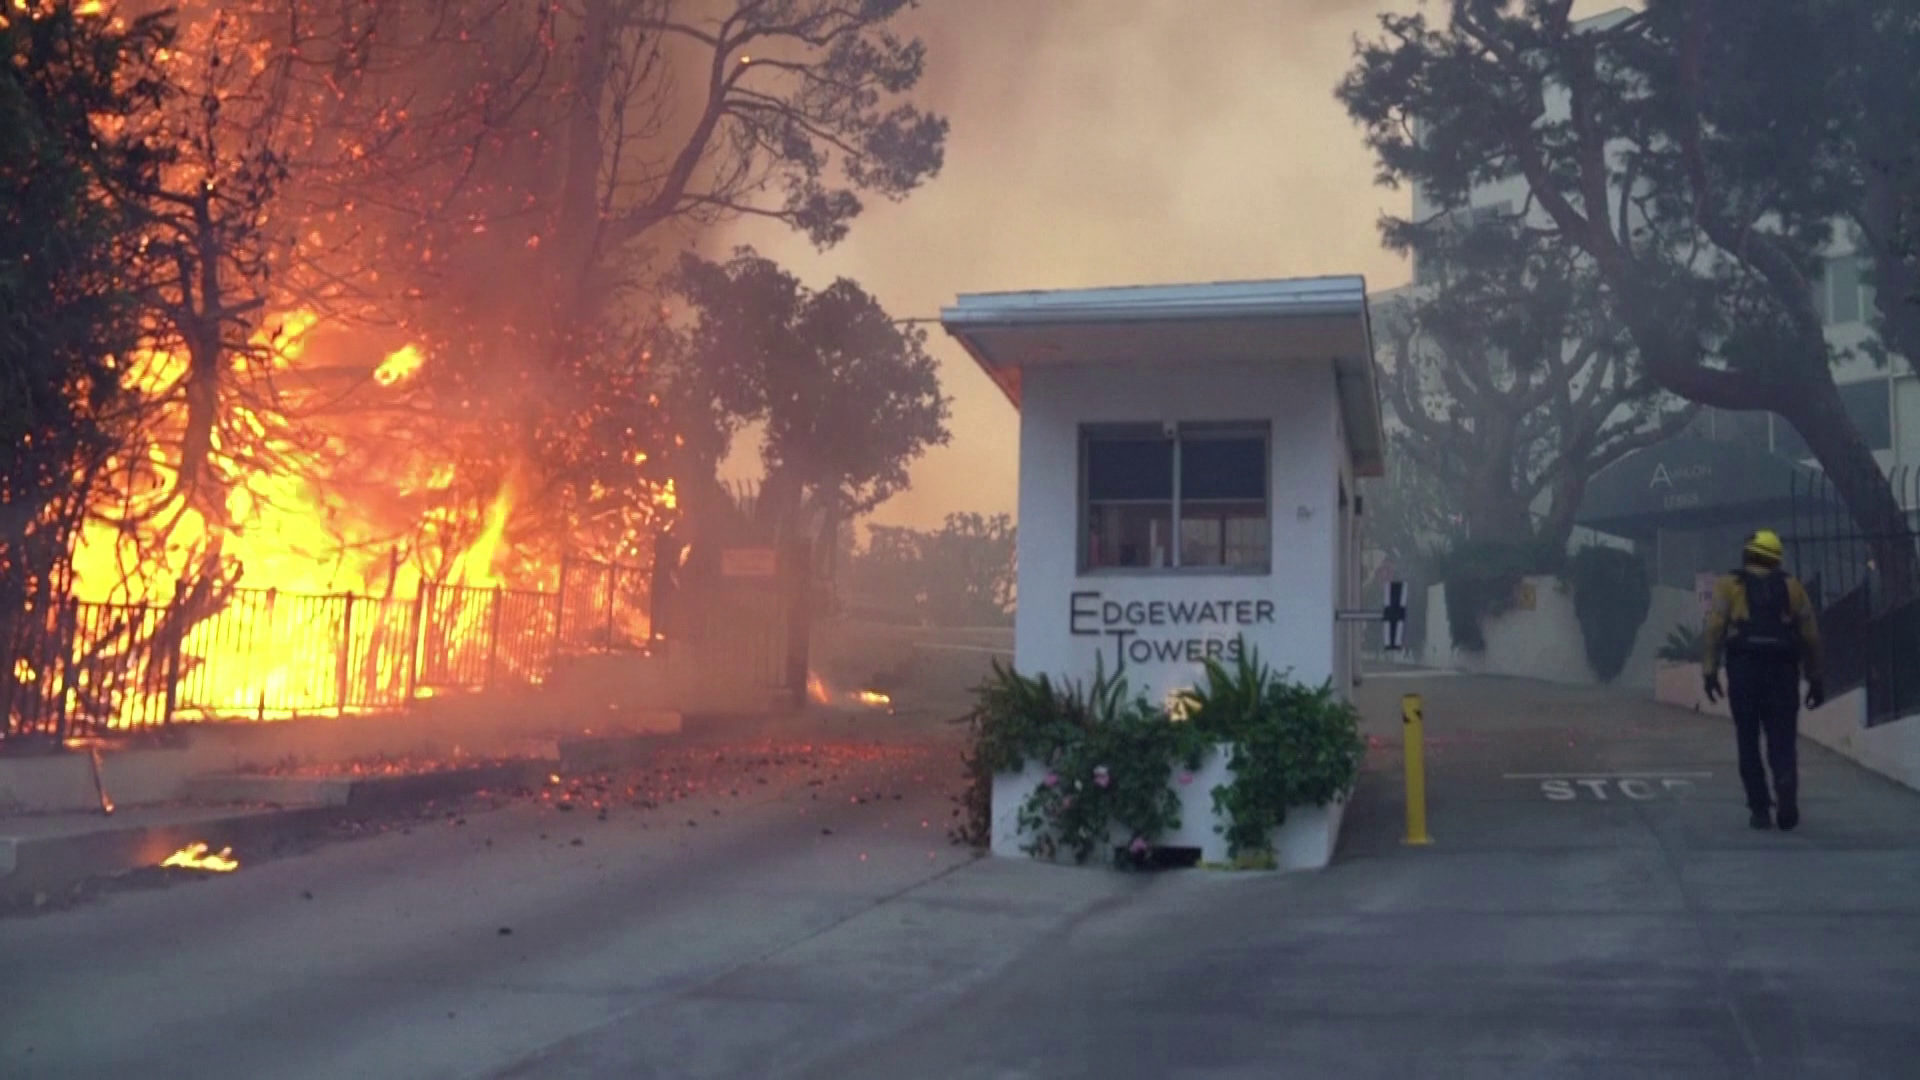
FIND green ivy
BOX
[954,645,1365,866]
[950,656,1147,851]
[1015,706,1209,864]
[1179,654,1367,858]
[1566,545,1653,682]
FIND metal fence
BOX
[2,558,651,746]
[1788,466,1920,727]
[556,557,651,654]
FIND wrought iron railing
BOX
[1788,466,1920,727]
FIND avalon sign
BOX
[1651,462,1711,510]
[1649,463,1711,488]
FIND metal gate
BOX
[1789,467,1920,727]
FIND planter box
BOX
[990,743,1348,871]
[1654,660,1729,718]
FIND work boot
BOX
[1749,808,1773,830]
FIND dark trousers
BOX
[1726,653,1801,813]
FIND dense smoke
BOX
[728,0,1416,529]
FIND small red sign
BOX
[721,547,778,578]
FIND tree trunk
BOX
[1536,471,1591,557]
[1464,494,1535,548]
[1457,411,1535,547]
[1605,277,1915,601]
[1781,376,1919,604]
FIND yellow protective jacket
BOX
[1702,566,1824,683]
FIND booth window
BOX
[1081,423,1270,572]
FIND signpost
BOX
[1336,580,1409,650]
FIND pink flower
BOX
[1093,766,1110,789]
[1043,771,1059,787]
[1061,796,1074,810]
[1129,836,1149,856]
[1177,771,1194,786]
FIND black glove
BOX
[1805,681,1825,709]
[1703,672,1722,703]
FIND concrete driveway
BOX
[5,669,1917,1079]
[813,671,1920,1080]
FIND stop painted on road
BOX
[1503,772,1711,801]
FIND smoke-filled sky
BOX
[728,0,1633,535]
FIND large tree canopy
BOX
[664,247,951,546]
[1,3,172,607]
[845,512,1015,627]
[1339,0,1919,590]
[54,0,951,602]
[1379,217,1695,551]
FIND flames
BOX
[805,672,893,711]
[373,344,425,388]
[41,303,671,728]
[161,841,239,872]
[59,312,525,723]
[13,2,687,735]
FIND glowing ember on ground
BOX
[245,752,518,778]
[806,672,895,710]
[161,842,239,872]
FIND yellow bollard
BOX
[1402,693,1432,846]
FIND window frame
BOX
[1077,420,1273,577]
[1820,252,1875,327]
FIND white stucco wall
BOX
[1014,360,1345,707]
[1421,580,1696,691]
[1654,664,1920,793]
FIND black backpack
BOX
[1728,569,1800,657]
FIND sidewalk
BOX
[816,672,1920,1079]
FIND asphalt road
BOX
[6,667,1920,1079]
[0,705,1103,1080]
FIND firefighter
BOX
[1702,529,1825,831]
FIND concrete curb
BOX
[0,715,808,905]
[0,806,338,904]
[1,730,687,904]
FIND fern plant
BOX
[1174,646,1278,742]
[1656,622,1705,663]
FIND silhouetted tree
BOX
[1338,0,1919,593]
[1380,220,1696,551]
[664,248,952,565]
[1,2,175,731]
[846,513,1015,627]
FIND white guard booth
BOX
[941,276,1387,863]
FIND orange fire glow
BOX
[161,842,239,872]
[23,2,685,735]
[63,313,528,722]
[372,344,425,387]
[804,673,892,710]
[50,304,675,729]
